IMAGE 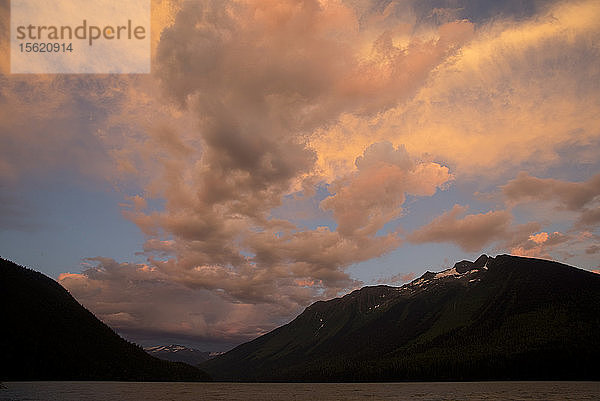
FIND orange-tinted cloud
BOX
[311,0,600,179]
[407,204,540,252]
[377,272,416,285]
[509,231,570,259]
[503,172,600,211]
[105,0,467,312]
[502,173,600,232]
[322,142,452,237]
[5,0,594,346]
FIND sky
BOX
[1,0,599,351]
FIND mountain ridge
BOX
[200,254,600,381]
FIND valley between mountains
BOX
[2,254,599,382]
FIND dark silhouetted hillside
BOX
[201,255,600,381]
[0,258,211,381]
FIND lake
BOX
[1,381,599,400]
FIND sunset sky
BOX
[1,0,599,351]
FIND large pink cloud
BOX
[57,0,471,343]
[310,0,600,179]
[322,142,452,237]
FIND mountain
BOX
[0,257,211,381]
[200,254,600,381]
[145,345,215,365]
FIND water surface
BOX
[1,381,599,401]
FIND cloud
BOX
[0,75,121,183]
[155,0,474,184]
[503,172,600,211]
[109,2,464,307]
[376,271,416,285]
[414,171,600,259]
[503,172,600,231]
[407,204,541,252]
[575,207,600,229]
[53,0,471,345]
[406,201,584,260]
[59,257,293,348]
[0,0,188,185]
[508,231,571,258]
[6,0,597,348]
[119,141,452,312]
[310,0,600,179]
[586,245,600,255]
[322,142,452,237]
[494,172,600,260]
[156,1,473,116]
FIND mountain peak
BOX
[145,344,214,365]
[453,254,490,273]
[407,255,491,290]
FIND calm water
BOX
[1,381,599,401]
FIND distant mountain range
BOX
[145,344,223,366]
[201,254,600,381]
[0,258,211,381]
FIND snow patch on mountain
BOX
[406,255,491,290]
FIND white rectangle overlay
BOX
[11,0,150,74]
